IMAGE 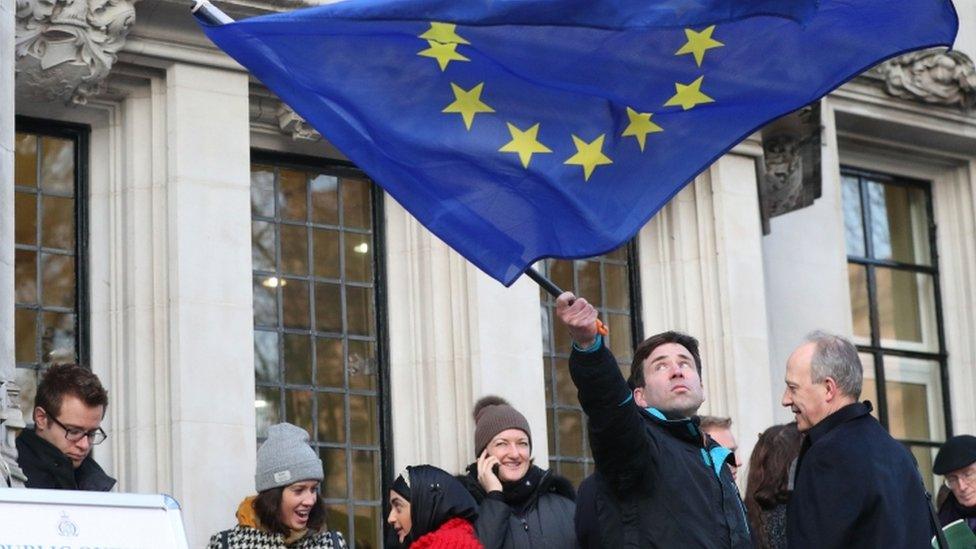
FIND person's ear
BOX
[823,377,839,402]
[33,406,47,429]
[633,387,648,408]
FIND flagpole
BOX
[190,0,234,25]
[526,267,608,335]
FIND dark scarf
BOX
[463,463,550,513]
[401,465,478,547]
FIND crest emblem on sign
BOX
[58,511,79,537]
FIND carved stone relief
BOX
[869,48,975,110]
[276,103,322,141]
[0,381,27,488]
[758,101,823,234]
[15,0,136,104]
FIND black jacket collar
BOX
[806,401,872,446]
[17,427,116,491]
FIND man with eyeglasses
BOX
[16,363,115,491]
[934,435,976,534]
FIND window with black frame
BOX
[841,168,950,492]
[250,155,388,548]
[538,243,641,487]
[13,120,88,414]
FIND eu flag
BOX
[199,0,958,286]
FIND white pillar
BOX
[386,202,546,474]
[761,100,852,422]
[164,63,254,545]
[637,152,775,478]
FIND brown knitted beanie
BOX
[473,396,532,456]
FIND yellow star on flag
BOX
[664,76,715,111]
[621,107,663,151]
[674,25,724,67]
[419,22,470,45]
[499,123,552,168]
[443,83,495,130]
[565,134,612,182]
[418,40,469,71]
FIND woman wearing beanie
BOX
[208,423,347,548]
[457,396,576,549]
[387,465,482,548]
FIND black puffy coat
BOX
[787,401,934,548]
[569,341,751,548]
[457,464,576,548]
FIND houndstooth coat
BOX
[207,526,347,549]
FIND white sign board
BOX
[0,488,188,548]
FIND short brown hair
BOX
[628,331,702,390]
[35,364,108,418]
[699,415,732,431]
[254,486,327,534]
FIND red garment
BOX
[409,518,482,549]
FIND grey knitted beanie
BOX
[473,396,532,456]
[255,423,324,492]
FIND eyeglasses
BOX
[944,469,976,489]
[43,410,107,445]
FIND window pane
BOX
[605,264,629,310]
[550,260,573,297]
[348,339,376,391]
[847,264,870,342]
[317,391,346,443]
[41,253,74,308]
[285,389,314,434]
[282,280,310,329]
[605,243,628,262]
[280,225,309,276]
[560,461,586,489]
[341,178,371,229]
[876,268,936,351]
[253,276,278,327]
[577,260,602,308]
[251,166,275,218]
[607,313,632,362]
[15,192,36,245]
[15,309,37,363]
[346,286,374,336]
[255,387,281,438]
[350,394,379,445]
[254,330,280,384]
[279,169,308,222]
[313,229,340,279]
[554,358,575,406]
[321,448,348,499]
[344,234,373,283]
[842,175,865,257]
[352,450,379,500]
[557,410,584,457]
[252,221,276,272]
[315,283,342,333]
[40,137,73,194]
[884,356,945,441]
[867,181,930,266]
[15,250,37,304]
[859,353,880,421]
[352,506,380,549]
[316,337,344,388]
[41,196,74,250]
[15,133,37,187]
[911,445,938,495]
[311,174,339,225]
[283,333,312,385]
[41,312,75,364]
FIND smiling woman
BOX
[208,423,347,549]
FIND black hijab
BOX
[396,465,478,547]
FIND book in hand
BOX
[932,519,976,548]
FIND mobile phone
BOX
[492,463,500,477]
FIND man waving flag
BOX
[195,0,958,286]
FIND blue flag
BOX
[199,0,958,286]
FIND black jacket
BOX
[786,401,933,548]
[938,491,976,533]
[569,341,751,548]
[457,464,576,548]
[16,427,116,491]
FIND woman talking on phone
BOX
[456,396,577,548]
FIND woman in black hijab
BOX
[387,465,483,548]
